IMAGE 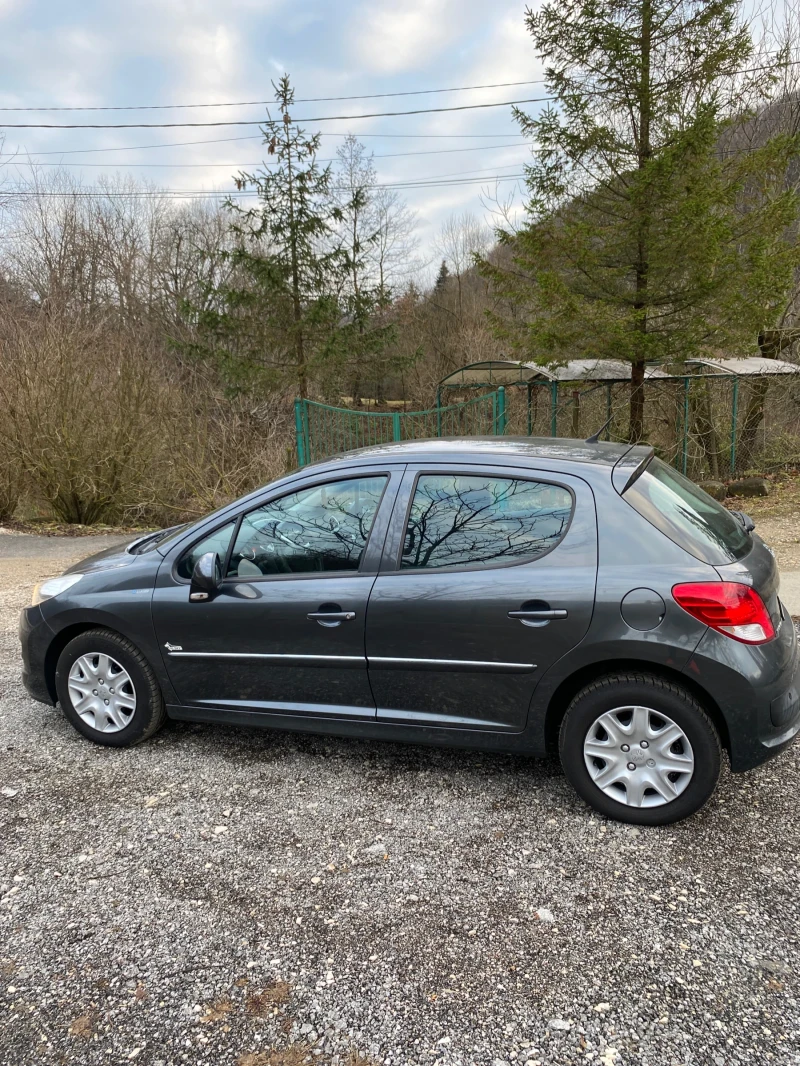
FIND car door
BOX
[365,464,597,731]
[152,467,401,720]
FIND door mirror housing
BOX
[190,551,222,601]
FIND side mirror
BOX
[190,551,222,602]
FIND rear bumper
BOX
[685,611,800,772]
[19,604,56,705]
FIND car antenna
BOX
[585,416,614,444]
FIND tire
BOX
[55,628,166,747]
[559,672,722,826]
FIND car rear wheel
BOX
[55,629,166,747]
[559,673,722,825]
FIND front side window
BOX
[227,475,388,578]
[401,473,573,571]
[176,521,236,580]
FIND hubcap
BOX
[583,705,694,808]
[67,653,136,733]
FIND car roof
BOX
[302,436,652,474]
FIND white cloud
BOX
[350,0,464,74]
[0,0,24,17]
[0,0,539,259]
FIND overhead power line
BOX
[6,173,527,196]
[0,53,793,113]
[0,142,530,167]
[0,132,529,157]
[0,53,793,122]
[0,96,552,129]
[0,79,548,112]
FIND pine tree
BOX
[482,0,800,441]
[327,135,395,405]
[434,260,450,291]
[183,75,342,397]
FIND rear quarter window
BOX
[622,458,751,566]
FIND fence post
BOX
[550,382,558,437]
[436,387,442,437]
[294,399,306,467]
[682,377,690,475]
[526,383,532,435]
[605,384,612,440]
[392,411,401,441]
[730,377,739,476]
[496,386,507,434]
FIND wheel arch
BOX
[544,659,730,757]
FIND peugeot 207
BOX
[19,438,800,825]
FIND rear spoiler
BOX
[611,445,654,495]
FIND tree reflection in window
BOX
[228,476,387,576]
[401,475,573,570]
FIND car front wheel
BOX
[55,628,166,747]
[559,673,722,825]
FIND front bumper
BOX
[685,609,800,772]
[19,604,56,705]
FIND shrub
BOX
[0,313,293,527]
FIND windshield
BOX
[623,458,752,566]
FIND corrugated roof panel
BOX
[439,358,673,385]
[685,356,800,376]
[439,361,537,385]
[545,359,671,381]
[439,355,799,387]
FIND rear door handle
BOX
[508,609,568,626]
[509,614,567,622]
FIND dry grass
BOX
[245,981,292,1016]
[237,1047,310,1066]
[67,1014,94,1039]
[197,996,236,1025]
[235,1048,379,1066]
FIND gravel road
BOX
[1,535,800,1066]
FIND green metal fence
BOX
[295,388,506,467]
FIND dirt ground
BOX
[721,477,800,570]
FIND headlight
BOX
[32,573,84,606]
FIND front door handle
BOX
[307,604,356,628]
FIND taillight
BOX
[672,582,775,644]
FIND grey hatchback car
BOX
[19,438,800,825]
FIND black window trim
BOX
[387,466,577,576]
[171,469,395,585]
[172,518,238,585]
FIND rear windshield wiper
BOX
[728,510,755,533]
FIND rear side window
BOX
[623,458,751,565]
[401,473,573,571]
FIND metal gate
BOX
[295,388,506,467]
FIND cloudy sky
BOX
[0,0,546,266]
